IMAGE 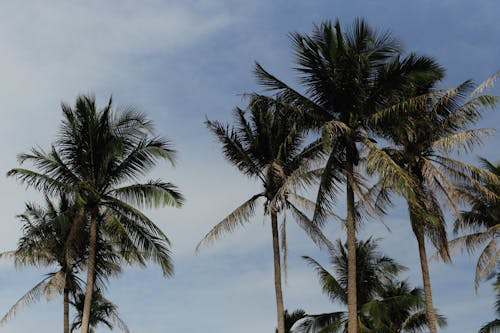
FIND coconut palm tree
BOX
[0,196,121,333]
[294,239,446,333]
[449,158,500,288]
[276,309,308,333]
[253,19,444,333]
[70,288,130,333]
[369,74,499,332]
[7,94,184,333]
[197,96,325,333]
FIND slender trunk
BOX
[80,215,97,333]
[346,163,357,333]
[413,221,439,333]
[63,286,69,333]
[271,209,285,333]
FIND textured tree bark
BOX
[271,209,285,333]
[346,165,357,333]
[64,286,69,333]
[414,222,439,333]
[80,215,97,333]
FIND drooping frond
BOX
[313,148,344,226]
[0,277,49,326]
[196,194,263,252]
[288,202,335,251]
[363,139,417,202]
[303,256,347,304]
[475,239,499,288]
[6,168,71,196]
[104,198,173,276]
[292,312,346,333]
[290,193,343,223]
[432,155,499,202]
[431,128,494,154]
[479,319,500,333]
[16,146,81,185]
[44,271,66,300]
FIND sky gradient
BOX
[0,1,499,332]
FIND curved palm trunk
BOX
[80,215,97,333]
[64,287,69,333]
[271,209,285,333]
[346,164,357,333]
[408,198,438,333]
[413,220,438,333]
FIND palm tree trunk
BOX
[80,215,97,333]
[346,164,357,333]
[64,286,69,333]
[271,209,285,333]
[410,209,438,333]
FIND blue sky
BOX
[0,1,499,332]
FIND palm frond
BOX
[44,271,66,300]
[363,139,417,202]
[104,198,173,276]
[206,119,264,180]
[6,168,71,195]
[196,194,263,252]
[0,277,49,326]
[432,128,494,154]
[111,180,184,209]
[288,202,335,251]
[471,70,500,96]
[313,150,344,226]
[475,238,499,288]
[479,319,500,333]
[303,256,346,304]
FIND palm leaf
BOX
[431,128,494,154]
[111,180,184,209]
[196,194,263,252]
[0,277,49,326]
[288,202,335,251]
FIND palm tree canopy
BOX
[371,74,499,262]
[254,18,445,223]
[70,289,130,333]
[197,95,326,251]
[8,94,184,276]
[296,239,446,333]
[0,196,123,326]
[450,158,500,287]
[304,239,405,307]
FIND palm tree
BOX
[197,96,325,333]
[253,19,444,333]
[276,309,308,333]
[7,94,184,333]
[0,196,121,333]
[70,289,130,333]
[370,74,499,331]
[449,158,500,288]
[294,239,446,333]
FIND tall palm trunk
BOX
[80,215,97,333]
[271,208,285,333]
[64,286,69,333]
[412,217,438,333]
[346,162,357,333]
